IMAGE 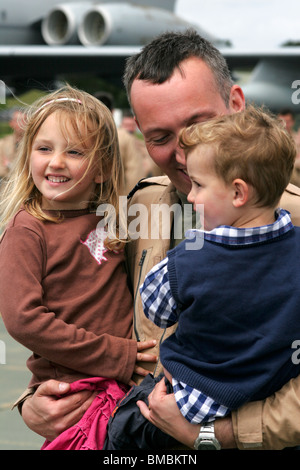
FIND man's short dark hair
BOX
[123,29,233,107]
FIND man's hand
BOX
[137,377,200,447]
[137,377,236,449]
[22,380,96,441]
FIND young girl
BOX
[0,85,156,449]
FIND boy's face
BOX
[187,145,237,231]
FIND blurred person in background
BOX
[278,108,300,186]
[0,110,26,182]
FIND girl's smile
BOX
[46,175,71,184]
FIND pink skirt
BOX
[41,377,127,450]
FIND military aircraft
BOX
[0,0,224,92]
[0,0,300,111]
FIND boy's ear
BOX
[232,179,250,208]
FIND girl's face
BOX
[30,111,102,210]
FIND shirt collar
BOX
[185,208,293,246]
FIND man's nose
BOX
[175,144,186,166]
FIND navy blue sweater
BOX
[161,227,300,409]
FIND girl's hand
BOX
[128,340,158,386]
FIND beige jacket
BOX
[126,176,300,450]
[126,176,178,380]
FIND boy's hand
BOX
[128,340,158,386]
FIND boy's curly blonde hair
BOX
[180,105,297,208]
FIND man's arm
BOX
[20,341,158,440]
[232,374,300,450]
[138,375,300,450]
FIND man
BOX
[20,30,300,450]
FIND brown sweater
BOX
[0,209,136,388]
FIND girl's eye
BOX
[68,150,84,157]
[39,146,50,152]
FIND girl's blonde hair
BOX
[179,105,297,208]
[0,85,125,250]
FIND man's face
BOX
[131,57,245,194]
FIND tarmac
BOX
[0,316,44,450]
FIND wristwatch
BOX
[194,422,221,450]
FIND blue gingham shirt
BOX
[140,209,293,423]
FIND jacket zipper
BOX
[133,248,167,378]
[133,249,147,342]
[153,326,167,377]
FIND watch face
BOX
[199,442,218,450]
[194,426,221,450]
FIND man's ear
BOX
[232,178,250,208]
[229,85,245,113]
[134,115,141,132]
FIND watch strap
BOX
[194,422,221,450]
